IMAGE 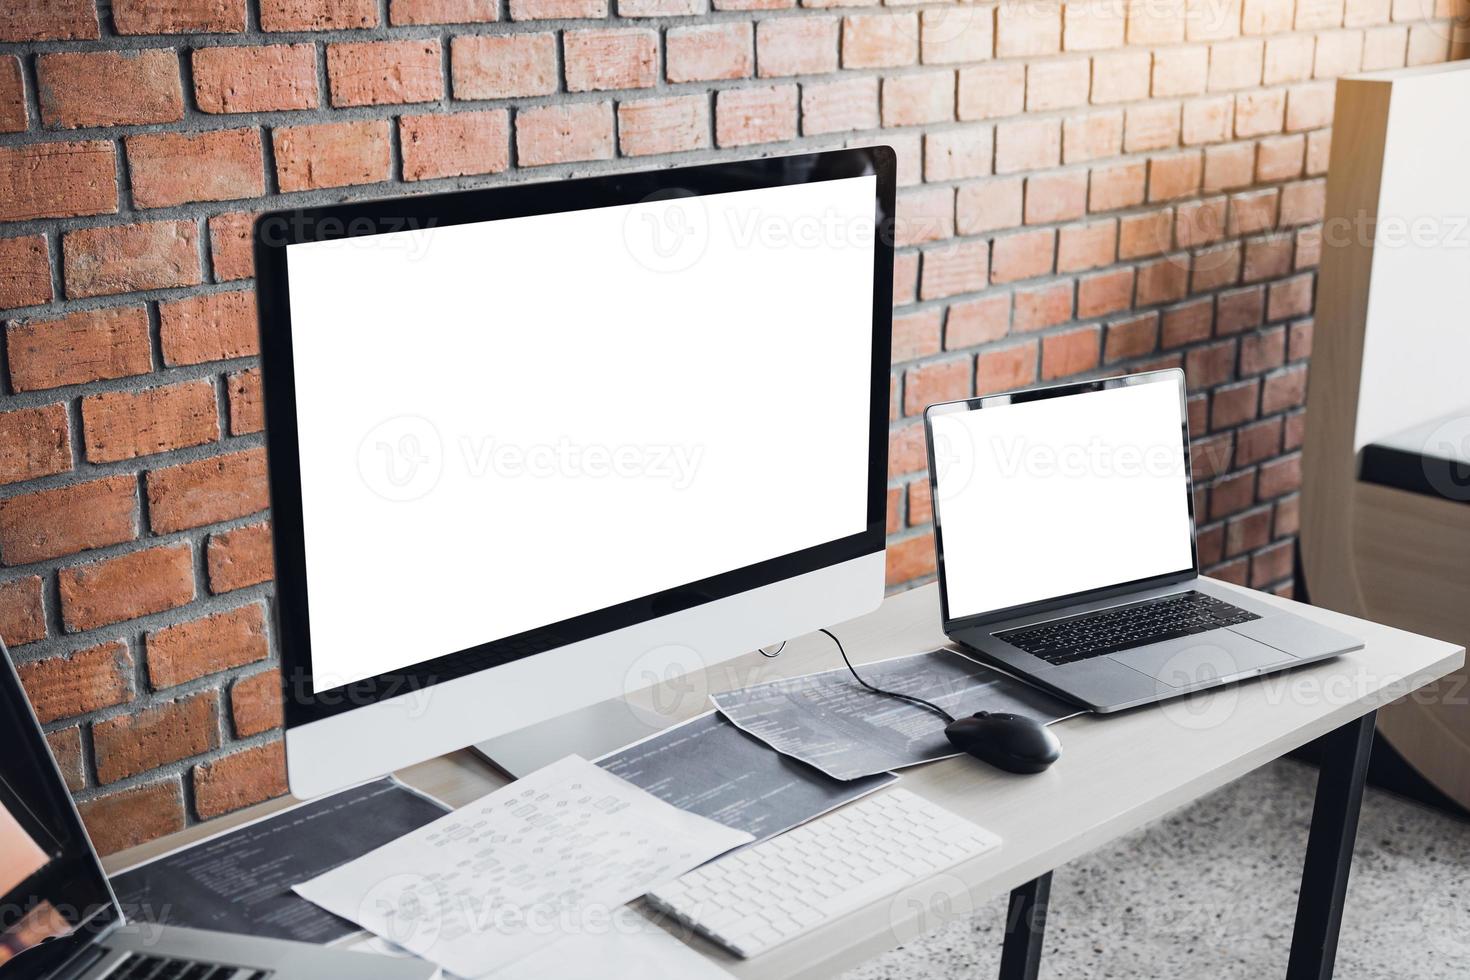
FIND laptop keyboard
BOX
[996,591,1260,666]
[105,953,268,980]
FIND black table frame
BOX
[997,711,1378,980]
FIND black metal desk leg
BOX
[1286,711,1377,980]
[999,872,1052,980]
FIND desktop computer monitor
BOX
[255,148,897,797]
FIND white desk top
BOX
[106,580,1464,979]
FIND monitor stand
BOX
[472,698,675,779]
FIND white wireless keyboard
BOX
[645,788,1001,959]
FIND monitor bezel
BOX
[255,148,896,730]
[924,369,1201,630]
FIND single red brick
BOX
[956,177,1023,235]
[0,140,117,222]
[94,690,220,785]
[1088,159,1147,212]
[207,521,275,593]
[272,120,391,192]
[1235,88,1286,137]
[895,186,955,247]
[1057,219,1117,272]
[922,6,994,63]
[1261,364,1308,414]
[194,740,289,819]
[667,22,753,82]
[924,128,992,182]
[6,306,150,392]
[0,58,18,124]
[1078,267,1135,319]
[1202,142,1255,192]
[390,0,498,22]
[1024,170,1088,224]
[126,129,264,209]
[1136,253,1190,306]
[976,340,1038,395]
[843,13,918,68]
[0,0,98,41]
[1041,325,1101,379]
[716,84,798,147]
[1161,297,1214,348]
[1257,134,1306,182]
[891,309,942,363]
[113,0,246,32]
[1103,312,1159,362]
[146,448,269,535]
[1274,492,1299,536]
[259,0,378,30]
[1093,50,1152,103]
[1217,284,1266,333]
[758,17,839,76]
[63,221,200,299]
[193,44,319,114]
[327,39,443,107]
[618,96,709,156]
[1250,540,1293,587]
[36,50,183,128]
[958,63,1026,120]
[1236,416,1283,465]
[1193,433,1235,481]
[886,486,902,533]
[885,532,935,585]
[1119,208,1174,260]
[452,33,558,99]
[231,667,283,736]
[1279,179,1326,226]
[227,367,263,435]
[59,544,195,633]
[1258,452,1301,499]
[1149,150,1203,201]
[565,28,658,92]
[81,381,219,464]
[801,77,879,135]
[208,212,258,282]
[157,289,258,367]
[889,423,927,479]
[1191,241,1242,293]
[920,239,989,300]
[996,1,1061,57]
[1182,94,1234,145]
[401,110,510,180]
[1063,110,1124,164]
[620,0,702,14]
[79,779,185,856]
[1176,197,1227,250]
[1027,58,1090,112]
[0,475,137,566]
[1211,379,1261,429]
[147,603,269,689]
[516,102,616,165]
[1226,505,1273,556]
[1209,39,1265,90]
[17,640,134,724]
[510,0,606,16]
[945,294,1011,349]
[1268,273,1315,319]
[1014,280,1075,332]
[995,117,1062,173]
[990,228,1055,284]
[1124,102,1182,154]
[907,478,932,526]
[882,70,955,127]
[903,357,972,415]
[0,576,46,646]
[1210,469,1255,520]
[1186,338,1239,389]
[1240,324,1286,374]
[1065,2,1125,49]
[0,234,52,308]
[892,251,919,306]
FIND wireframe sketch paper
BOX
[597,710,896,845]
[292,756,752,978]
[711,649,1078,780]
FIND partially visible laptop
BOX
[924,369,1361,713]
[0,640,434,980]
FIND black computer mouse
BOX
[944,711,1061,774]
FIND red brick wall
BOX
[0,0,1464,853]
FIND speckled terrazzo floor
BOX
[843,759,1470,979]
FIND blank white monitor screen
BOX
[285,176,877,690]
[930,378,1195,621]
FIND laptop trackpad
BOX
[1227,615,1361,659]
[1109,631,1285,689]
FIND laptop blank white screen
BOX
[930,377,1195,621]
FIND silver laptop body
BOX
[924,369,1361,713]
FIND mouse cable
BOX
[818,628,956,725]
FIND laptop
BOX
[0,640,434,980]
[923,369,1361,713]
